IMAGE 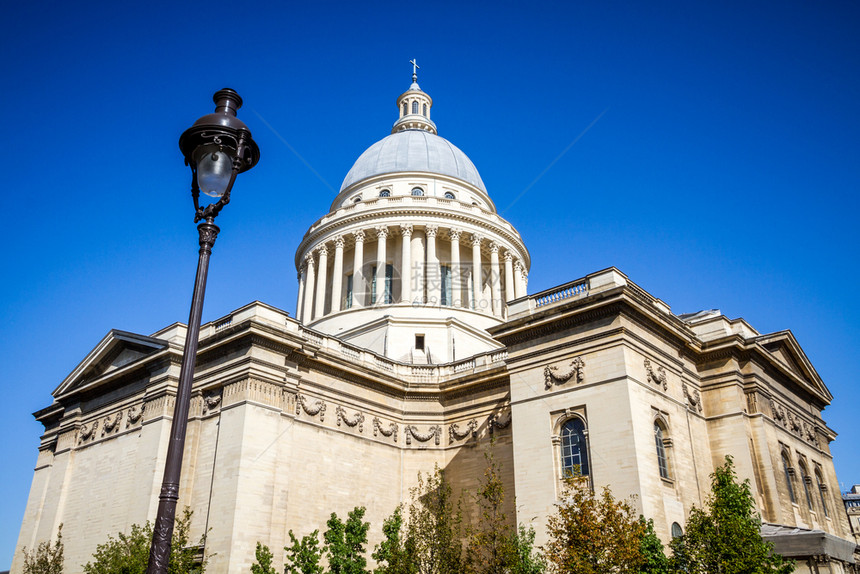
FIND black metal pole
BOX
[146,220,220,574]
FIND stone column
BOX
[352,230,365,308]
[375,226,389,305]
[425,225,439,305]
[296,267,306,323]
[504,251,515,302]
[471,234,484,312]
[400,224,413,304]
[314,245,328,319]
[514,260,526,298]
[449,229,461,308]
[330,236,345,313]
[302,254,316,322]
[489,242,502,317]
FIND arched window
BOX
[671,522,683,538]
[411,187,424,196]
[560,418,589,478]
[655,422,670,479]
[412,101,418,114]
[379,189,391,197]
[815,469,829,517]
[799,462,813,510]
[422,103,427,116]
[402,102,407,117]
[444,191,456,200]
[782,452,796,503]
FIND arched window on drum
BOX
[560,418,589,478]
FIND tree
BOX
[372,507,417,574]
[543,477,645,574]
[22,524,64,574]
[286,530,324,574]
[83,508,206,574]
[508,525,546,574]
[324,507,370,574]
[639,518,669,574]
[670,456,794,574]
[251,542,277,574]
[466,449,514,574]
[405,467,464,574]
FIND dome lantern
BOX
[392,59,437,134]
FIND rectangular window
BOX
[415,334,425,351]
[440,265,452,306]
[345,274,353,309]
[371,265,393,304]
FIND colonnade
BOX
[296,224,528,324]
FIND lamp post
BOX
[146,88,259,574]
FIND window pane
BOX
[783,454,795,503]
[655,424,669,479]
[560,419,589,477]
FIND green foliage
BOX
[324,507,370,574]
[83,508,205,574]
[251,542,277,574]
[372,507,417,574]
[670,456,794,574]
[544,477,645,574]
[639,519,669,574]
[508,525,546,574]
[22,523,64,574]
[405,467,464,574]
[286,530,324,574]
[466,449,514,574]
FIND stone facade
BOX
[12,74,859,573]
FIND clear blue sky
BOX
[2,0,858,569]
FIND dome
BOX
[340,130,487,193]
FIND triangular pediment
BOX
[756,330,831,404]
[53,330,169,398]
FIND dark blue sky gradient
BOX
[2,1,859,568]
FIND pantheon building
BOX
[12,74,858,573]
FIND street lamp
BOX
[146,88,259,574]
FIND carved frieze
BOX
[449,419,478,442]
[336,406,365,432]
[202,389,223,415]
[770,399,818,446]
[488,411,512,435]
[126,403,145,427]
[544,357,585,390]
[683,384,703,413]
[78,421,97,444]
[644,359,667,390]
[102,412,122,436]
[296,394,326,421]
[405,425,441,446]
[372,417,398,442]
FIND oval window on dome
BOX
[411,187,424,196]
[379,189,391,197]
[444,191,456,200]
[352,196,362,203]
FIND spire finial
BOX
[410,58,419,83]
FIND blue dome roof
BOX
[340,130,486,192]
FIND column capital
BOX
[448,228,462,242]
[333,235,345,249]
[513,259,523,271]
[304,253,315,267]
[425,224,439,238]
[353,229,366,243]
[376,226,389,239]
[489,241,499,254]
[471,233,483,247]
[316,244,328,257]
[400,223,413,237]
[503,250,513,262]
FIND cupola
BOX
[391,60,437,134]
